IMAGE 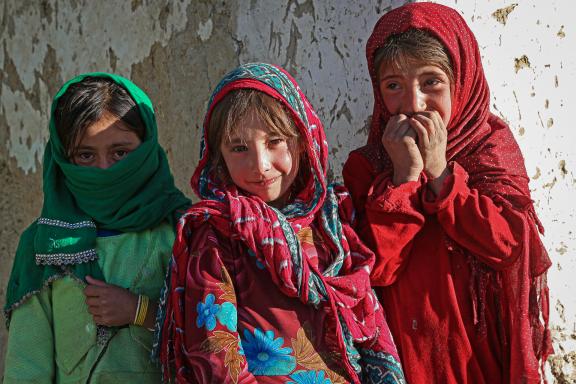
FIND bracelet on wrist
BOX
[133,294,149,326]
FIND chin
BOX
[262,194,281,203]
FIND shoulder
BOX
[174,206,229,258]
[343,144,390,203]
[14,221,39,260]
[346,144,389,173]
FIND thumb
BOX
[86,275,108,287]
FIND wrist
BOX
[393,167,422,186]
[133,294,150,326]
[427,166,452,196]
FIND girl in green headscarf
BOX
[3,73,190,383]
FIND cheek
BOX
[276,149,295,174]
[379,90,398,113]
[220,153,244,181]
[441,94,453,126]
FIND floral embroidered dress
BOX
[343,3,552,384]
[156,63,405,384]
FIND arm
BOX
[422,162,528,270]
[167,225,256,384]
[343,152,425,286]
[4,289,55,384]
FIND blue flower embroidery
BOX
[288,370,332,384]
[216,301,237,332]
[196,294,220,331]
[241,328,296,375]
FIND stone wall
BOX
[0,0,573,381]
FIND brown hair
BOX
[374,28,454,83]
[207,89,307,187]
[54,77,146,158]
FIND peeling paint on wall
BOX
[197,19,213,42]
[491,3,518,25]
[514,54,531,72]
[0,0,194,173]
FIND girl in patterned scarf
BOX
[157,63,405,383]
[344,3,552,383]
[4,73,190,383]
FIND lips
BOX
[250,176,279,187]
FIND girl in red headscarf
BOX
[156,63,405,383]
[343,3,552,383]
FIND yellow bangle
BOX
[133,295,149,326]
[133,295,142,324]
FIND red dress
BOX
[345,157,520,383]
[346,3,552,383]
[173,223,353,383]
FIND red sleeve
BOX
[422,162,526,270]
[171,225,257,384]
[343,152,425,286]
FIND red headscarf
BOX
[361,2,552,382]
[158,63,402,383]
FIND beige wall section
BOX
[0,0,573,381]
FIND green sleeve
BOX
[4,287,54,384]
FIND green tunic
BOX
[4,222,174,384]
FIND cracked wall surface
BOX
[0,0,573,381]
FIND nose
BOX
[403,85,426,114]
[251,147,271,175]
[94,156,113,169]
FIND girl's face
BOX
[219,110,300,208]
[378,62,452,126]
[72,112,141,169]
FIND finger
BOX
[404,127,418,140]
[86,275,109,287]
[86,305,100,316]
[387,118,413,142]
[408,118,429,147]
[411,114,434,136]
[85,296,102,307]
[84,285,104,297]
[420,111,446,135]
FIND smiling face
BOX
[219,109,300,208]
[378,62,452,126]
[71,112,142,169]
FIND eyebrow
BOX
[380,70,448,81]
[76,142,137,150]
[379,74,402,82]
[224,138,246,145]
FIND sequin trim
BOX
[36,249,97,265]
[4,273,64,329]
[97,326,114,346]
[37,217,96,229]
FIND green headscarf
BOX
[4,73,190,322]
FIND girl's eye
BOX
[231,145,248,153]
[268,138,285,146]
[113,150,129,160]
[385,82,400,90]
[75,152,94,163]
[424,78,442,87]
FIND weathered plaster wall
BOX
[0,0,573,381]
[434,1,575,381]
